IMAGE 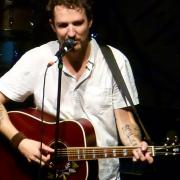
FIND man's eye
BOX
[57,23,68,28]
[73,20,84,26]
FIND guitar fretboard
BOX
[57,146,154,161]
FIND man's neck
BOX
[62,42,91,79]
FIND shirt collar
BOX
[86,38,99,71]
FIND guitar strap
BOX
[100,45,152,144]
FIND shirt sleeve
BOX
[0,47,44,102]
[109,46,139,109]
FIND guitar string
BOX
[51,146,180,157]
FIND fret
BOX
[104,149,108,158]
[122,149,128,156]
[113,149,116,157]
[83,149,86,159]
[93,149,96,159]
[77,149,80,160]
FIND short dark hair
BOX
[47,0,93,21]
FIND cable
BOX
[37,63,51,180]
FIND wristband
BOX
[10,132,26,149]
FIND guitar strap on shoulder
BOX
[100,45,152,144]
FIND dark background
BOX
[0,0,180,179]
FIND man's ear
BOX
[49,19,56,32]
[89,19,93,29]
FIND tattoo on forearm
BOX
[123,124,141,146]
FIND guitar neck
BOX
[59,146,155,161]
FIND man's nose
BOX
[67,25,76,37]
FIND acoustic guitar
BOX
[0,108,179,180]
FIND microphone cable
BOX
[37,61,54,180]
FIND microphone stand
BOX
[52,39,75,179]
[53,57,63,179]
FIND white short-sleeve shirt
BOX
[0,38,139,180]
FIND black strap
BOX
[100,45,152,144]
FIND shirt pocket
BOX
[82,87,112,115]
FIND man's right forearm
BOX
[0,103,19,140]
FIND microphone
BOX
[47,38,76,67]
[57,38,76,58]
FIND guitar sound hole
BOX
[49,141,68,167]
[47,141,78,179]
